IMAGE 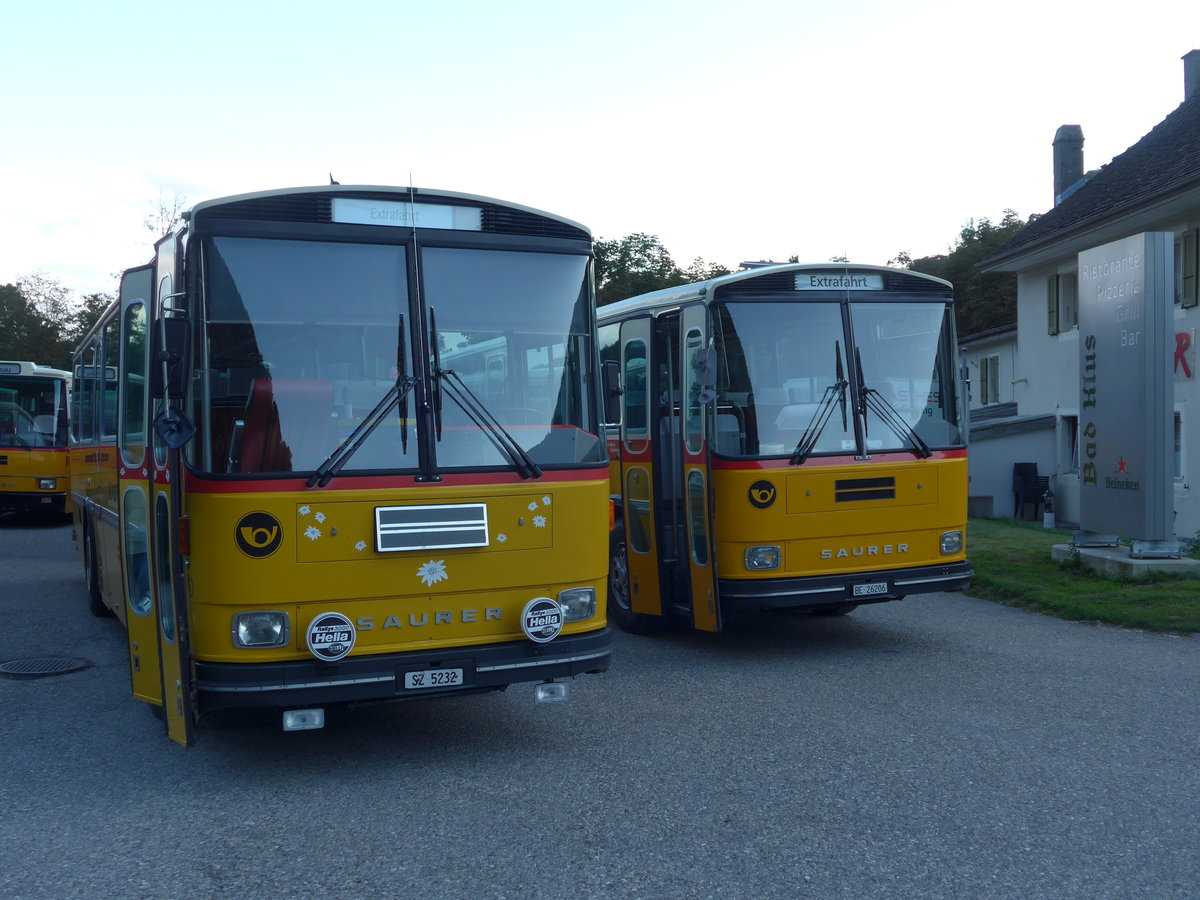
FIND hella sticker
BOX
[306,612,356,662]
[520,597,563,644]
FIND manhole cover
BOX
[0,657,91,679]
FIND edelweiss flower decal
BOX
[533,515,547,528]
[299,505,311,516]
[417,559,448,586]
[355,541,367,552]
[541,495,551,506]
[528,502,538,512]
[304,526,321,541]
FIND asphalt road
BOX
[1,513,1198,900]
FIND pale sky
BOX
[2,0,1197,297]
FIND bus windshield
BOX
[201,236,602,476]
[712,300,963,458]
[851,302,964,453]
[0,377,68,449]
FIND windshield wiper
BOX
[429,306,542,479]
[855,347,932,459]
[307,314,417,487]
[790,342,848,465]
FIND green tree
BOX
[0,276,114,368]
[0,283,67,365]
[68,292,114,344]
[594,233,729,305]
[893,210,1033,337]
[682,257,732,283]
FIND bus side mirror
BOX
[602,359,622,424]
[150,318,192,400]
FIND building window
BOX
[1048,272,1079,335]
[1060,414,1079,474]
[979,354,1000,405]
[1176,230,1197,308]
[1175,410,1184,479]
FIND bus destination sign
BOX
[794,273,884,291]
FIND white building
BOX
[980,51,1200,535]
[960,324,1017,412]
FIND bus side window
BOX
[102,315,120,440]
[622,341,647,435]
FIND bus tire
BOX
[608,523,663,634]
[84,530,112,618]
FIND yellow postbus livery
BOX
[597,263,971,633]
[0,360,71,517]
[72,185,612,744]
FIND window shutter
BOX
[979,357,989,405]
[1047,275,1059,335]
[1183,230,1198,309]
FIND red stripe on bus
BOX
[709,448,967,471]
[183,467,606,493]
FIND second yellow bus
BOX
[598,263,972,633]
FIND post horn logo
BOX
[748,480,777,509]
[236,512,283,558]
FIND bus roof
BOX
[597,262,953,322]
[0,361,72,379]
[185,184,592,240]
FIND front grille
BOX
[835,476,896,502]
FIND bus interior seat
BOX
[33,414,56,435]
[238,377,334,473]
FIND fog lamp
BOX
[233,611,290,648]
[38,478,57,490]
[535,681,570,703]
[282,708,325,731]
[940,531,964,555]
[557,587,596,622]
[745,546,781,570]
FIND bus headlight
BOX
[745,546,781,571]
[38,478,57,490]
[233,611,291,648]
[940,531,964,555]
[557,587,596,622]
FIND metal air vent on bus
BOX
[834,477,896,502]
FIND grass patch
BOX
[967,518,1200,634]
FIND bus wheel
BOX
[84,531,112,618]
[608,524,663,634]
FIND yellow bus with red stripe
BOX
[0,360,71,517]
[71,185,611,745]
[597,263,971,633]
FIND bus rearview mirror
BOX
[151,318,192,400]
[601,359,622,424]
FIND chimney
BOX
[1186,50,1200,100]
[1052,124,1084,206]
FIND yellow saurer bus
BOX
[597,263,971,633]
[0,360,72,517]
[72,185,612,745]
